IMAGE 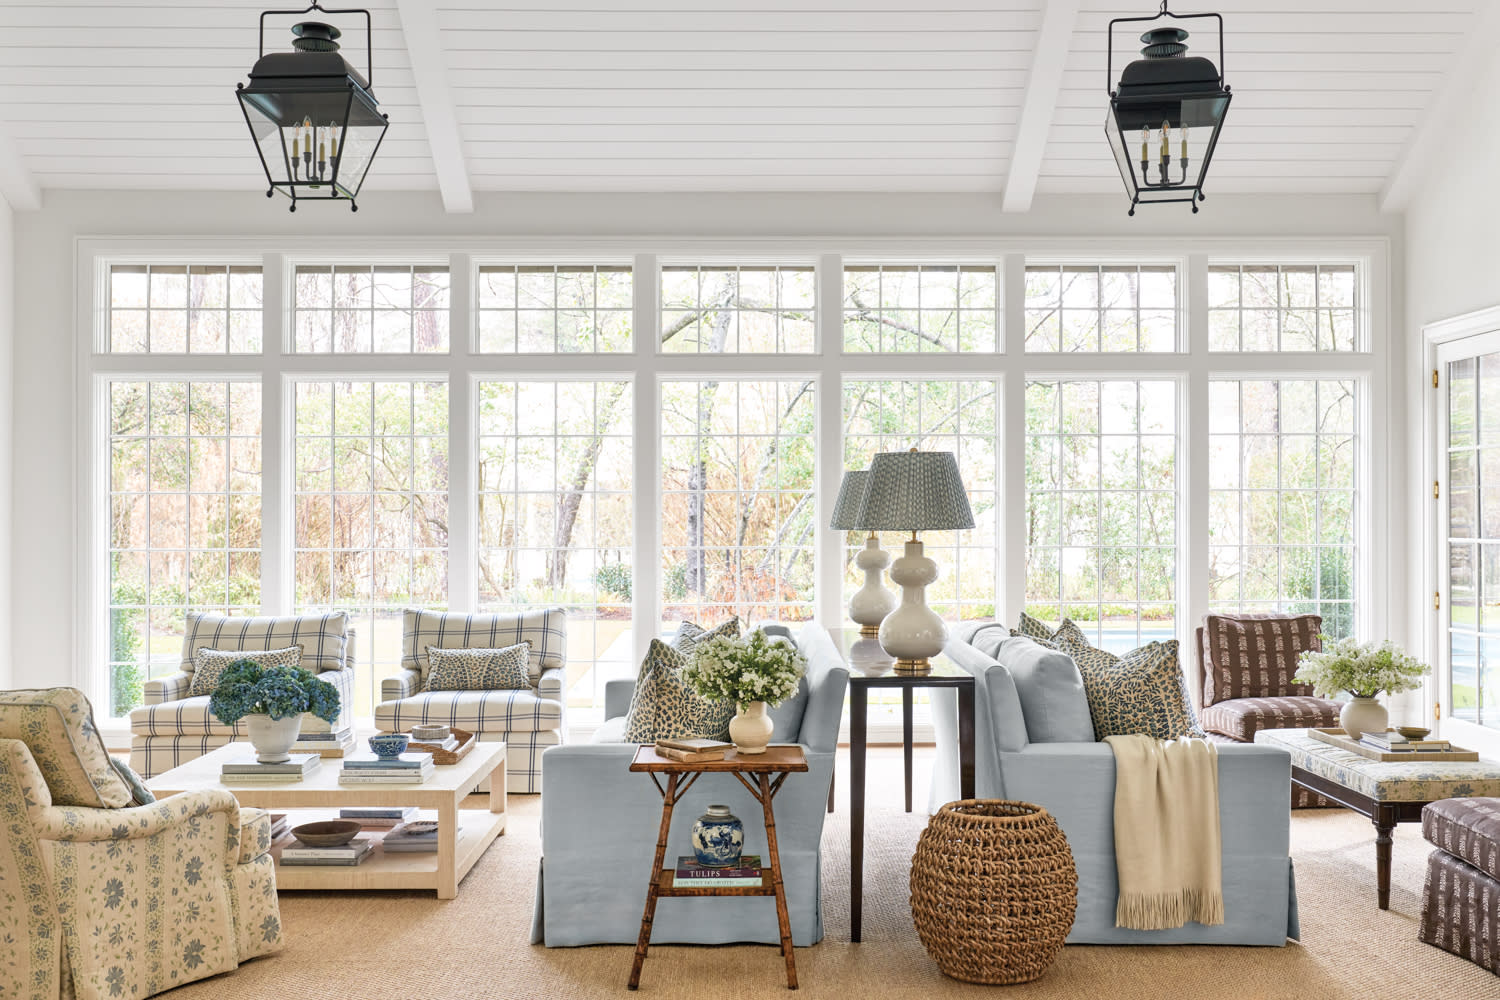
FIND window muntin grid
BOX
[1446,356,1493,728]
[476,380,634,708]
[1025,380,1178,652]
[842,379,998,619]
[660,379,816,626]
[1207,379,1357,637]
[107,380,262,716]
[1208,264,1357,352]
[108,264,262,354]
[292,264,450,353]
[842,265,998,353]
[660,265,815,353]
[1024,264,1177,353]
[477,265,633,354]
[292,379,450,714]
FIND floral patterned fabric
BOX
[1254,728,1500,802]
[425,642,532,692]
[0,688,132,809]
[0,739,60,1000]
[621,638,736,743]
[1053,621,1203,742]
[188,645,304,698]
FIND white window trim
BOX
[76,236,1391,733]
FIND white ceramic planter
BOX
[729,700,774,755]
[1340,695,1388,743]
[245,713,303,764]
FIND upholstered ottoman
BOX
[1420,797,1500,973]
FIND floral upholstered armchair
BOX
[0,687,281,1000]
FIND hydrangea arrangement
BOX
[1293,636,1430,700]
[682,629,807,708]
[208,660,341,725]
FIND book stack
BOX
[410,732,461,752]
[338,752,435,785]
[293,728,356,758]
[382,820,453,854]
[280,835,374,867]
[339,806,419,828]
[673,855,763,889]
[221,753,320,782]
[653,737,733,763]
[1361,730,1453,753]
[267,813,289,841]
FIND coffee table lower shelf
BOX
[269,807,507,893]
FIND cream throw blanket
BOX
[1103,734,1224,930]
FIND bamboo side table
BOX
[627,744,809,991]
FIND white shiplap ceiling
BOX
[0,0,1485,212]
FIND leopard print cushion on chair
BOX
[1200,612,1322,707]
[621,638,735,743]
[188,644,304,698]
[1054,620,1204,742]
[425,642,533,691]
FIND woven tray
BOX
[1308,727,1480,762]
[401,727,475,765]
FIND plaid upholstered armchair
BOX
[374,607,567,794]
[129,612,356,777]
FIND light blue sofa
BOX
[531,623,848,947]
[931,621,1300,946]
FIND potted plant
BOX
[209,660,342,763]
[682,629,807,754]
[1294,637,1430,741]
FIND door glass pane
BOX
[1449,352,1500,729]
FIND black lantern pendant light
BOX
[1106,1,1231,215]
[236,4,388,211]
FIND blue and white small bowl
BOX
[368,733,410,760]
[691,805,745,868]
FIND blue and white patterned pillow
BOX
[189,645,303,698]
[1011,611,1061,650]
[671,616,741,654]
[621,638,735,743]
[424,642,532,692]
[1053,619,1203,741]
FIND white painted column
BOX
[1183,253,1211,653]
[259,252,289,614]
[815,252,846,631]
[632,253,661,660]
[446,252,476,611]
[1001,254,1028,624]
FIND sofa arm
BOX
[144,671,192,706]
[536,666,566,701]
[35,788,242,855]
[381,668,421,702]
[604,679,636,721]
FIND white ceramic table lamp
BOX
[830,469,896,637]
[857,449,974,674]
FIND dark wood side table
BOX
[832,628,975,943]
[627,744,809,990]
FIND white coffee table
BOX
[146,741,507,899]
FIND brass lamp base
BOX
[894,658,932,676]
[859,623,881,638]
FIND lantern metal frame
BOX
[235,2,388,212]
[1106,1,1231,215]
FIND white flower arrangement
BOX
[682,629,807,708]
[1293,636,1429,700]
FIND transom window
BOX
[293,264,449,354]
[660,265,815,353]
[1208,264,1357,352]
[477,265,632,354]
[842,265,999,353]
[1024,264,1177,353]
[108,264,262,354]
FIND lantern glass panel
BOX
[1108,95,1228,203]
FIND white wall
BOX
[0,199,11,689]
[11,188,1403,691]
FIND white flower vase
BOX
[730,701,774,755]
[246,713,303,764]
[1340,696,1388,743]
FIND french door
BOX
[1437,331,1500,753]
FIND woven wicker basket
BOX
[909,799,1077,985]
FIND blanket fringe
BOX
[1115,888,1225,931]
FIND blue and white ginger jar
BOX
[691,805,745,868]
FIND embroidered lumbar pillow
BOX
[1053,619,1203,741]
[425,642,533,692]
[190,645,303,698]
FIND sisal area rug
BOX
[166,750,1497,999]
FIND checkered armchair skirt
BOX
[373,607,568,794]
[128,613,357,778]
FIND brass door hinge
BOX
[1434,369,1440,388]
[1434,480,1441,499]
[1434,591,1442,609]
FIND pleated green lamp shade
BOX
[829,469,871,530]
[857,451,974,532]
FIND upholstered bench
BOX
[1419,797,1500,973]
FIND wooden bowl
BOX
[1396,726,1431,740]
[291,820,361,847]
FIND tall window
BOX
[292,264,449,353]
[660,265,815,353]
[477,380,634,706]
[843,380,999,618]
[293,380,449,712]
[1208,379,1357,636]
[1025,380,1178,651]
[1208,264,1357,352]
[660,379,816,626]
[842,265,998,353]
[108,380,262,715]
[1024,264,1177,352]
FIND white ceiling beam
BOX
[1000,0,1080,213]
[394,0,473,213]
[1379,1,1500,214]
[0,120,40,211]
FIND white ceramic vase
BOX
[877,538,947,672]
[246,713,303,764]
[1340,695,1388,743]
[848,535,897,637]
[729,701,774,755]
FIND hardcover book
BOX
[222,754,320,774]
[656,737,733,754]
[675,855,762,879]
[343,753,434,769]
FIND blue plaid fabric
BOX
[372,688,562,733]
[401,608,566,686]
[181,612,349,675]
